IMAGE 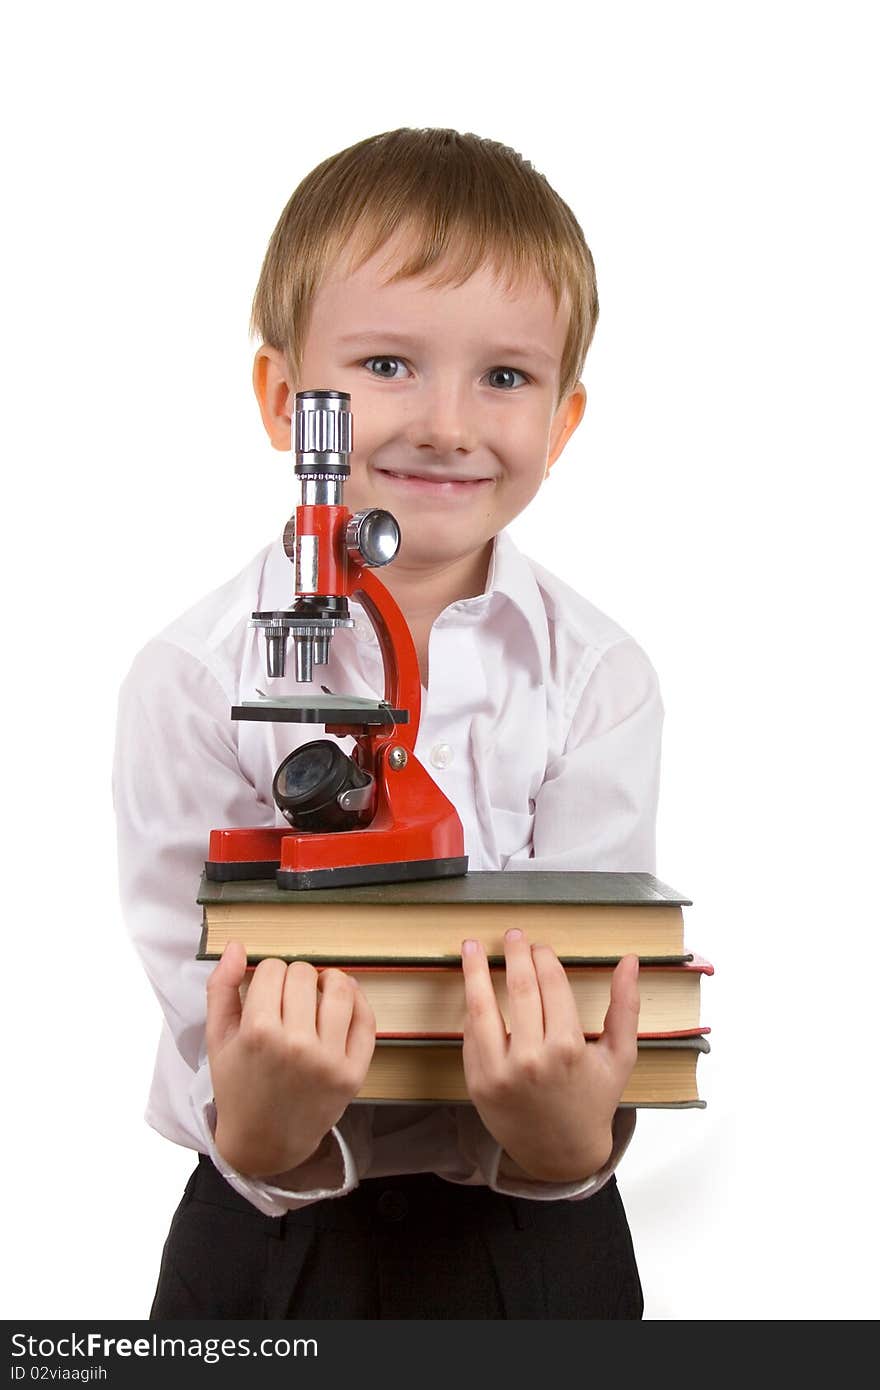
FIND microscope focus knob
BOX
[346,508,401,568]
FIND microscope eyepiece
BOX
[295,389,352,464]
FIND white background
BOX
[3,1,877,1321]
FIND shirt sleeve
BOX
[112,637,365,1217]
[509,636,664,873]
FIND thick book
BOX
[355,1037,710,1106]
[238,956,713,1037]
[198,870,692,965]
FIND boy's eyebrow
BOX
[337,329,558,366]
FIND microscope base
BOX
[205,817,468,890]
[204,852,468,889]
[204,858,281,883]
[276,854,468,890]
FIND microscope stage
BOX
[232,695,409,725]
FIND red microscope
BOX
[205,389,468,890]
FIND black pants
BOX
[151,1154,643,1319]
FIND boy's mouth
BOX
[373,467,494,498]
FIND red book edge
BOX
[373,1026,711,1040]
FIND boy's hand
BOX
[205,941,376,1179]
[461,931,639,1183]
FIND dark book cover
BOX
[198,869,692,909]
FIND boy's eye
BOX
[486,367,527,390]
[364,356,410,380]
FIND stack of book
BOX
[197,870,711,1108]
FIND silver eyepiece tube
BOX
[294,390,353,507]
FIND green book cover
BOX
[198,870,692,909]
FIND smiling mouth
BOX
[376,469,493,486]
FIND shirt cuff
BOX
[189,1062,359,1217]
[461,1108,637,1202]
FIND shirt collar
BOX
[443,528,551,672]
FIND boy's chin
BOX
[395,533,494,577]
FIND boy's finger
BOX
[503,929,544,1045]
[597,955,640,1072]
[461,939,507,1063]
[345,981,377,1077]
[316,968,357,1051]
[280,960,320,1041]
[530,944,583,1042]
[205,940,247,1054]
[240,954,288,1024]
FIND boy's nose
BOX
[404,381,479,456]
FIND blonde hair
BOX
[251,127,598,404]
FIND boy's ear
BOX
[253,345,294,452]
[546,382,587,476]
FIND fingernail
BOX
[505,928,523,942]
[462,939,478,956]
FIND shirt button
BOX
[429,742,454,769]
[377,1189,409,1223]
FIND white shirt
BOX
[113,528,664,1218]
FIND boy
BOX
[114,127,663,1319]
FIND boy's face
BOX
[255,232,586,577]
